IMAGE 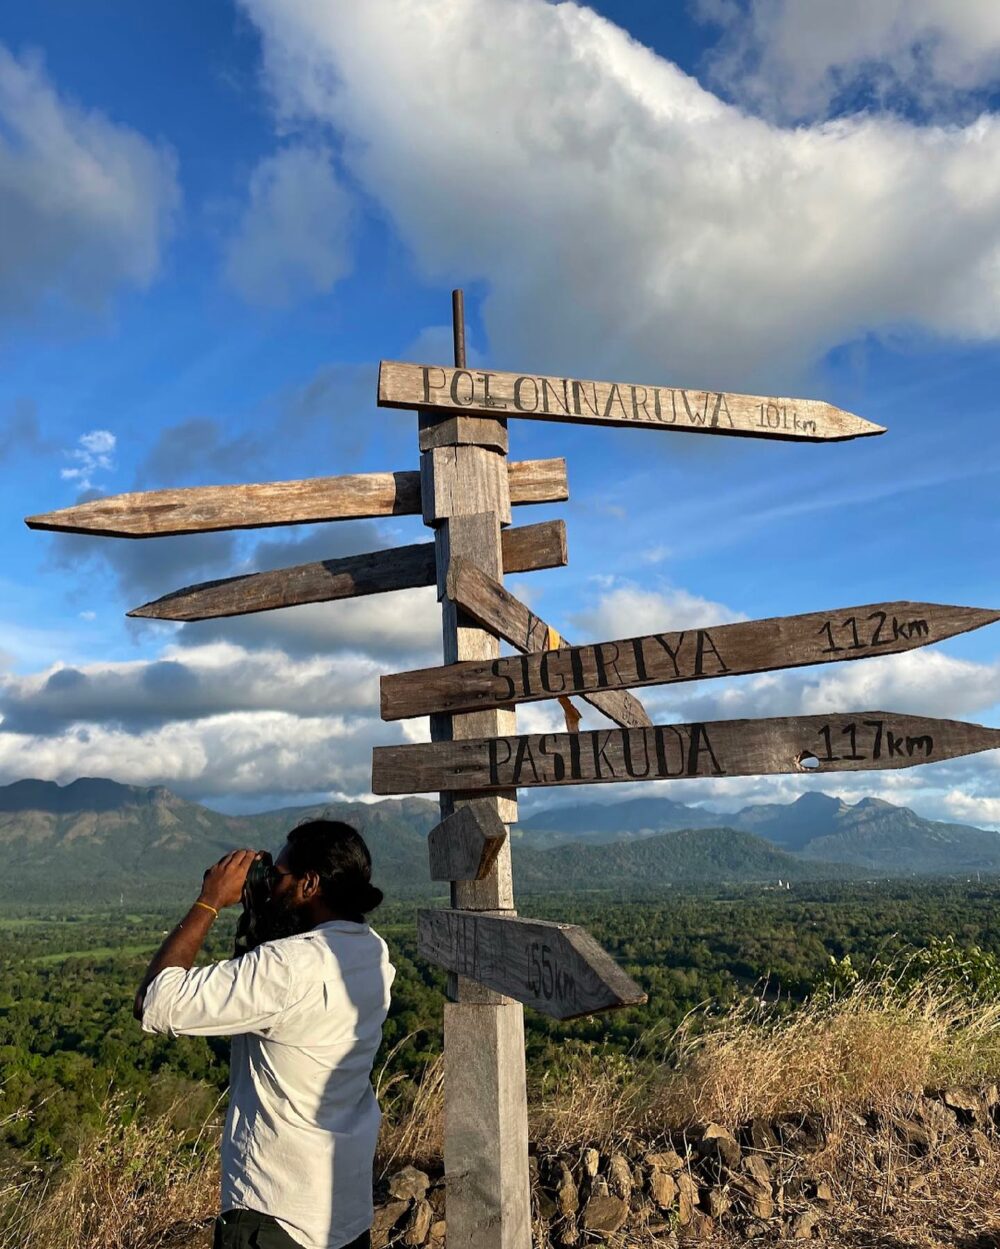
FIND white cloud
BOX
[568,580,743,642]
[0,45,178,324]
[698,0,1000,122]
[239,0,1000,386]
[223,144,354,305]
[0,709,387,801]
[60,429,116,491]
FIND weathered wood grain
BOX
[24,459,568,538]
[419,910,647,1020]
[372,712,1000,795]
[128,519,567,621]
[381,598,1000,720]
[379,361,886,443]
[419,411,509,453]
[428,800,507,881]
[382,558,652,729]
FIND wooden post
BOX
[427,291,531,1249]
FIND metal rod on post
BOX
[421,290,530,1249]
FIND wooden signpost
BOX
[28,287,999,1249]
[417,909,648,1020]
[373,712,1000,795]
[379,360,886,442]
[381,593,1000,720]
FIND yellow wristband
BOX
[194,900,219,919]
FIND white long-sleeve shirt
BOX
[142,920,395,1249]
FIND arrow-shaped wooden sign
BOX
[24,458,568,538]
[381,598,1000,720]
[418,909,647,1020]
[373,712,1000,795]
[391,557,651,731]
[379,361,885,443]
[129,520,567,621]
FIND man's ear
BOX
[301,869,322,900]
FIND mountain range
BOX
[1,777,998,904]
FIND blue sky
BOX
[2,0,999,823]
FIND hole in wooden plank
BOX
[796,751,820,771]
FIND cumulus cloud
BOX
[698,0,1000,122]
[60,429,116,491]
[0,709,388,802]
[0,44,178,325]
[0,640,381,734]
[238,0,1000,387]
[568,579,743,641]
[223,144,355,306]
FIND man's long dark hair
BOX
[285,819,384,920]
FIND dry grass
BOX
[10,976,1000,1248]
[0,1095,221,1249]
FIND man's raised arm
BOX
[133,848,257,1020]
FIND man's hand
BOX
[199,849,259,911]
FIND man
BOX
[135,820,395,1249]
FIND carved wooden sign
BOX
[129,520,567,622]
[381,598,1000,720]
[378,361,885,442]
[417,909,647,1020]
[24,458,568,538]
[428,800,507,882]
[373,712,1000,795]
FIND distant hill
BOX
[519,791,1000,876]
[3,777,999,904]
[513,826,861,892]
[736,791,1000,874]
[0,777,433,903]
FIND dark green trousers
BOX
[213,1208,371,1249]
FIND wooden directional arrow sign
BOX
[129,520,567,622]
[373,712,1000,795]
[381,599,1000,720]
[417,909,647,1020]
[24,458,568,538]
[378,361,885,443]
[428,800,507,882]
[384,557,651,731]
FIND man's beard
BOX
[260,893,312,942]
[235,890,311,955]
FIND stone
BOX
[747,1188,774,1221]
[704,1187,730,1218]
[650,1170,679,1210]
[580,1193,629,1235]
[893,1118,932,1154]
[789,1209,820,1239]
[676,1173,700,1226]
[679,1210,715,1242]
[388,1166,431,1202]
[943,1089,983,1124]
[426,1185,446,1216]
[748,1119,779,1152]
[646,1149,685,1173]
[428,1221,446,1248]
[813,1179,834,1204]
[916,1094,954,1138]
[607,1152,633,1200]
[535,1188,558,1219]
[556,1162,579,1217]
[404,1199,433,1246]
[742,1154,772,1187]
[372,1200,410,1249]
[696,1123,742,1169]
[581,1147,600,1178]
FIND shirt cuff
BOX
[140,966,186,1035]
